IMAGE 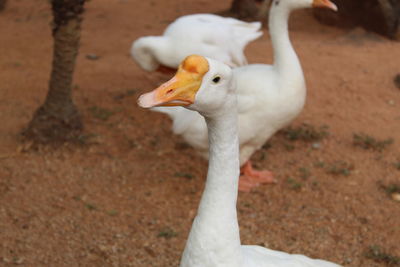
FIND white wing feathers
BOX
[165,14,263,67]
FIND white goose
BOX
[150,0,337,192]
[138,55,341,267]
[131,14,263,72]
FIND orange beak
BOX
[138,55,209,108]
[312,0,338,11]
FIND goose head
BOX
[138,55,234,117]
[272,0,337,11]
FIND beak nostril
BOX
[167,89,174,94]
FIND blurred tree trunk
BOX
[378,0,400,39]
[22,0,86,145]
[229,0,261,19]
[258,0,271,19]
[314,0,399,40]
[0,0,6,11]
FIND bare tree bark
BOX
[258,0,271,18]
[0,0,7,11]
[314,0,399,40]
[230,0,260,19]
[377,0,399,39]
[22,0,86,145]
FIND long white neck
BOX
[269,3,303,83]
[180,103,242,267]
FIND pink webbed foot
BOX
[238,161,276,192]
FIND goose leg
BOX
[238,161,276,192]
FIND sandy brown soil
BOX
[1,0,400,266]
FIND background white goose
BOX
[138,55,341,267]
[151,0,337,192]
[131,13,263,72]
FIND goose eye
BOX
[212,76,221,83]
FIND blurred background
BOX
[0,0,399,266]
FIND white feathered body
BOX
[131,14,263,71]
[154,63,306,166]
[153,1,309,166]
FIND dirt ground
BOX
[1,0,399,266]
